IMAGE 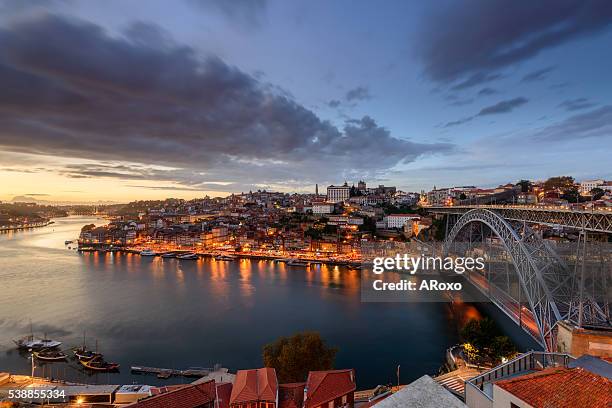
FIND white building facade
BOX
[327,183,351,203]
[384,214,420,229]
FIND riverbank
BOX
[0,220,54,232]
[76,245,362,267]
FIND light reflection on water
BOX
[0,216,466,388]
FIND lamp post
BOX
[396,364,400,387]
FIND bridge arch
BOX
[442,209,571,350]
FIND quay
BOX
[78,246,362,267]
[130,365,229,379]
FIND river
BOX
[0,216,485,388]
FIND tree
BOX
[490,336,516,362]
[263,331,337,383]
[543,176,575,192]
[516,179,532,193]
[561,187,580,203]
[460,318,516,364]
[591,187,605,201]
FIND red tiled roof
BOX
[216,382,233,408]
[230,367,278,405]
[128,380,216,408]
[496,367,612,408]
[278,382,306,408]
[305,370,356,408]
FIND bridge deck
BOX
[427,205,612,233]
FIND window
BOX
[510,403,520,408]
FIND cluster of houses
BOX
[78,182,431,253]
[421,178,612,209]
[3,351,610,407]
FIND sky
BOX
[0,0,611,203]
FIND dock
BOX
[130,365,227,379]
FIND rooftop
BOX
[305,369,356,408]
[126,380,216,408]
[496,367,612,408]
[230,367,278,404]
[373,375,466,408]
[278,382,306,408]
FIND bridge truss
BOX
[442,208,611,351]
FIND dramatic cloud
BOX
[187,0,267,28]
[477,97,528,115]
[345,86,371,102]
[0,15,452,191]
[419,0,612,83]
[444,98,529,127]
[534,105,612,141]
[521,66,555,82]
[478,88,498,96]
[328,99,341,108]
[558,97,598,111]
[450,73,503,91]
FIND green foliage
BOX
[431,215,447,241]
[591,187,605,200]
[381,203,423,215]
[516,179,532,193]
[304,227,322,240]
[461,317,516,364]
[359,216,377,233]
[560,187,580,203]
[263,331,337,383]
[0,202,67,218]
[543,176,575,192]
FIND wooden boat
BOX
[73,346,102,361]
[80,355,120,372]
[33,349,67,361]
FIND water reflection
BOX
[0,216,467,389]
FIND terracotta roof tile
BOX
[128,380,216,408]
[230,367,278,405]
[496,367,612,408]
[278,382,306,408]
[216,382,233,408]
[305,369,356,408]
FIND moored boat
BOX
[140,249,157,256]
[14,336,62,351]
[214,254,236,261]
[73,346,102,361]
[161,252,177,258]
[33,349,67,361]
[286,259,310,267]
[80,355,120,372]
[177,253,198,260]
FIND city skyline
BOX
[1,0,612,202]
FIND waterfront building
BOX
[230,367,278,408]
[327,183,351,203]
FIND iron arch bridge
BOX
[442,209,610,351]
